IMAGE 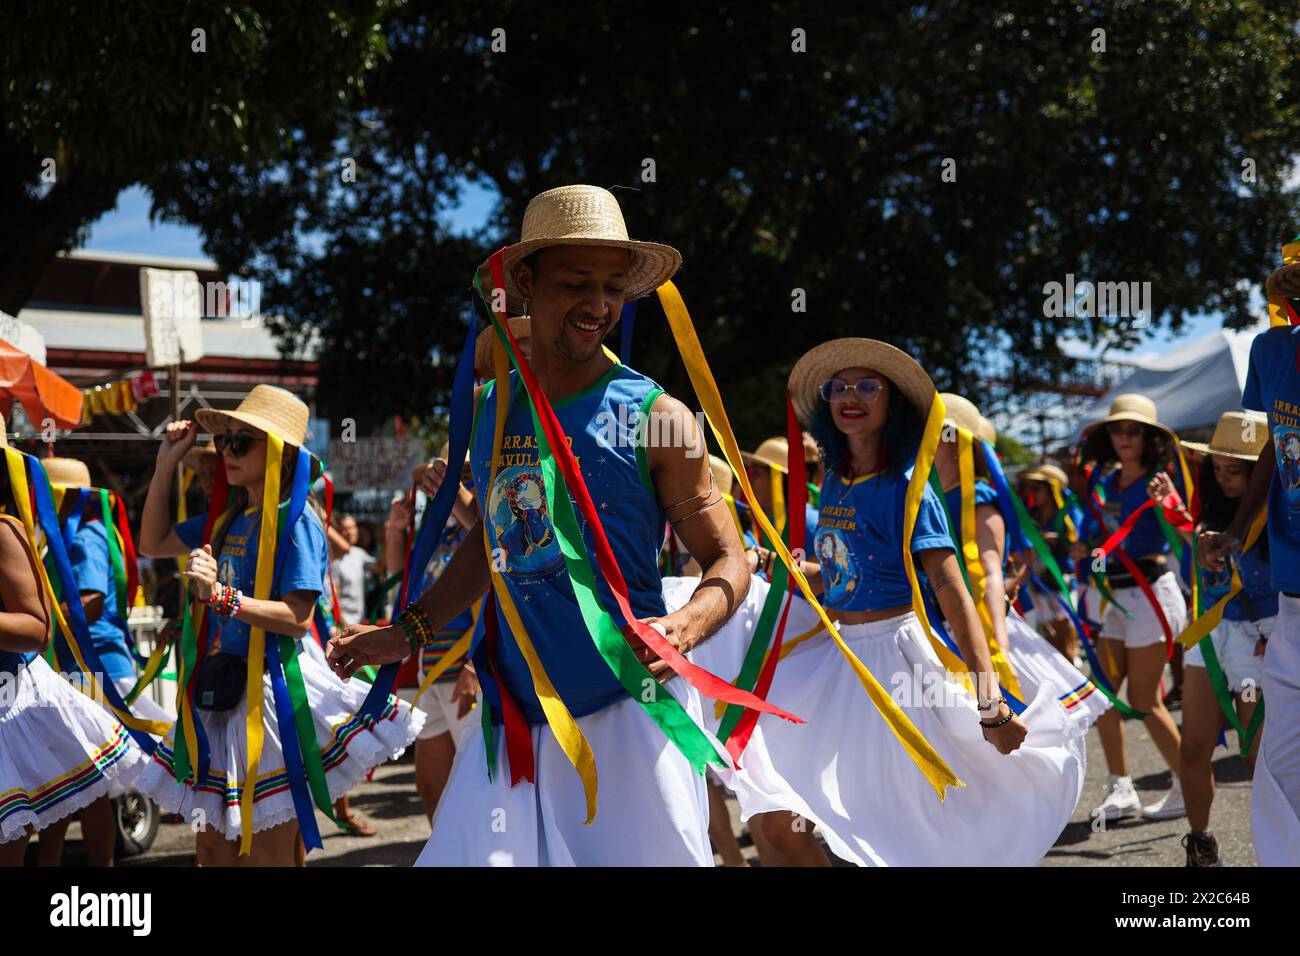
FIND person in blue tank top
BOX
[1073,393,1189,825]
[1174,411,1275,866]
[327,185,754,867]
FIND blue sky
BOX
[82,184,1225,359]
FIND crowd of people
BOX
[2,184,1298,867]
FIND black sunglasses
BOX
[214,432,266,458]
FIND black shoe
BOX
[1182,831,1219,867]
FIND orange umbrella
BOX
[0,339,84,429]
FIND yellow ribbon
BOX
[4,449,171,738]
[177,466,194,574]
[1048,483,1078,543]
[239,434,284,855]
[1268,241,1300,326]
[482,329,598,823]
[1177,509,1268,649]
[411,598,482,705]
[721,492,745,539]
[770,463,786,541]
[958,429,1023,701]
[657,281,960,799]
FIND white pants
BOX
[1254,595,1300,865]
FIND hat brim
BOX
[740,450,788,474]
[195,408,322,479]
[1267,263,1300,300]
[475,317,532,378]
[476,237,682,307]
[1080,411,1175,443]
[788,338,936,429]
[1180,440,1262,462]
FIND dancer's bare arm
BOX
[0,519,50,653]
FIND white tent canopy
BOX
[1077,326,1264,437]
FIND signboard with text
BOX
[327,436,426,491]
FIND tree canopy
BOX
[8,1,1300,443]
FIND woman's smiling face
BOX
[826,366,890,437]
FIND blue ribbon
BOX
[27,457,156,754]
[358,311,479,719]
[619,300,638,364]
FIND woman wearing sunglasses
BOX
[1073,394,1188,824]
[136,385,423,866]
[723,338,1083,866]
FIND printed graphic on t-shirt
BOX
[814,526,859,606]
[1273,420,1300,514]
[489,466,563,577]
[218,526,251,588]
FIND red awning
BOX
[0,339,84,429]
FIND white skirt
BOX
[0,657,146,843]
[416,678,714,866]
[1004,611,1110,730]
[135,643,425,840]
[1254,595,1300,866]
[723,611,1086,866]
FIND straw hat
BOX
[0,416,7,449]
[1181,411,1270,461]
[475,316,532,379]
[708,454,735,496]
[43,457,92,489]
[476,185,682,304]
[195,385,309,449]
[1265,235,1300,308]
[182,440,218,473]
[978,416,997,445]
[741,437,789,474]
[1021,462,1071,487]
[788,338,935,429]
[938,392,983,437]
[1081,393,1174,441]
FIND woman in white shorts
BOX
[1177,411,1273,866]
[1073,395,1189,823]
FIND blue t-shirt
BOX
[1242,325,1300,593]
[1200,543,1278,622]
[813,467,953,612]
[942,480,1011,564]
[1080,469,1173,567]
[469,365,669,724]
[176,505,327,658]
[68,519,133,681]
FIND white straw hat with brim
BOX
[741,437,789,474]
[182,440,218,473]
[195,385,309,449]
[978,416,997,445]
[1181,411,1270,461]
[1021,462,1071,487]
[1081,393,1174,442]
[708,454,735,496]
[475,185,682,305]
[43,457,93,489]
[938,392,983,437]
[788,338,936,429]
[475,316,532,379]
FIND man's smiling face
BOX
[514,245,631,363]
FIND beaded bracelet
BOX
[396,602,436,652]
[207,582,242,618]
[978,697,1014,728]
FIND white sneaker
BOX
[1094,774,1141,821]
[1143,778,1186,820]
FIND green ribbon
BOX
[278,633,343,828]
[716,543,790,744]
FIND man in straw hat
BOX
[1201,310,1300,864]
[327,184,756,866]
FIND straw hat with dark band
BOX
[475,316,532,378]
[1021,462,1071,487]
[476,185,682,305]
[938,392,983,437]
[183,440,218,473]
[788,338,935,429]
[1081,393,1175,442]
[741,437,790,474]
[1182,411,1270,461]
[42,457,93,489]
[196,385,309,449]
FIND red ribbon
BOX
[111,491,140,605]
[487,251,800,724]
[1090,493,1175,659]
[481,588,534,784]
